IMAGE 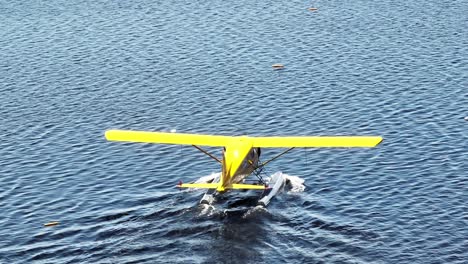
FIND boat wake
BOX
[192,172,305,217]
[198,203,268,219]
[193,172,306,193]
[283,174,306,193]
[194,172,220,184]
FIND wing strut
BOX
[192,145,221,163]
[259,147,295,168]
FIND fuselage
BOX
[224,147,260,185]
[218,137,261,191]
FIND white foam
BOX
[243,205,268,218]
[198,204,216,216]
[194,172,220,183]
[283,174,306,193]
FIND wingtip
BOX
[104,129,118,141]
[374,136,384,146]
[176,180,183,188]
[104,130,110,139]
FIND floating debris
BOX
[308,7,318,11]
[465,116,468,121]
[272,63,284,69]
[44,221,59,227]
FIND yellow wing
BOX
[105,129,231,147]
[105,129,383,148]
[251,136,382,148]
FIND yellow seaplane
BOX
[105,130,382,206]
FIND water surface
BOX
[0,0,466,263]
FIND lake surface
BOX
[1,0,466,263]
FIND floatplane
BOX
[105,130,382,206]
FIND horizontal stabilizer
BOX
[177,182,268,190]
[177,183,219,189]
[231,184,269,190]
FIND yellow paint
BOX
[218,137,253,191]
[177,183,266,190]
[231,184,267,190]
[177,183,219,188]
[252,136,382,148]
[106,130,383,192]
[106,130,382,148]
[105,130,231,147]
[224,137,253,178]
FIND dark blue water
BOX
[1,0,467,263]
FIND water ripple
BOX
[1,0,467,263]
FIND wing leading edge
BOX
[252,136,383,148]
[105,130,231,147]
[105,130,382,148]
